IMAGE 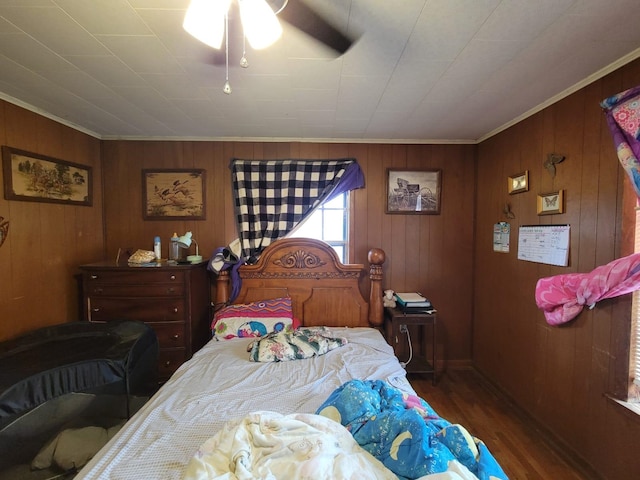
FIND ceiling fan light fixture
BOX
[238,0,283,50]
[183,0,231,49]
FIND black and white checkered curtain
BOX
[231,158,363,263]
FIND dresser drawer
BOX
[80,261,211,382]
[87,297,184,322]
[84,270,185,285]
[87,284,185,297]
[150,322,188,349]
[158,349,187,377]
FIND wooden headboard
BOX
[214,238,385,328]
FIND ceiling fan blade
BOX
[277,0,354,54]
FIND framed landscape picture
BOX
[386,169,442,214]
[142,169,206,220]
[2,146,92,206]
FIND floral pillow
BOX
[211,297,298,340]
[249,327,348,362]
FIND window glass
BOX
[290,192,349,262]
[323,210,346,241]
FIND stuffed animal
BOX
[383,289,396,308]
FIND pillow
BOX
[31,423,124,471]
[249,327,348,362]
[212,297,298,340]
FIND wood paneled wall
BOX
[101,141,477,364]
[0,101,103,341]
[474,57,640,478]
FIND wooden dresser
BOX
[79,261,211,381]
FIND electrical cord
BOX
[399,326,413,368]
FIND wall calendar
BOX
[517,225,570,267]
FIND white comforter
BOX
[183,411,397,480]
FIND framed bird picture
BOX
[142,169,206,220]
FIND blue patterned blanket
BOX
[316,379,508,480]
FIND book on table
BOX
[394,292,433,312]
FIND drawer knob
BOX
[164,361,172,367]
[170,274,176,281]
[172,334,180,340]
[173,307,178,313]
[90,274,98,280]
[94,288,103,294]
[92,307,100,312]
[167,288,176,293]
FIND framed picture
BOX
[508,171,528,194]
[537,190,564,215]
[386,169,442,214]
[142,169,206,220]
[2,146,92,206]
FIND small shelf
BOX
[405,354,434,375]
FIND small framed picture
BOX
[537,190,564,215]
[386,169,441,214]
[142,169,206,220]
[508,171,528,194]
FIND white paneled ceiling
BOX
[0,0,639,143]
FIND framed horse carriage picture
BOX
[386,169,442,215]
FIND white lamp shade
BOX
[238,0,283,50]
[183,0,231,49]
[177,231,193,249]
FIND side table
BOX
[384,306,437,384]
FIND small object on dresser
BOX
[169,232,180,261]
[153,236,162,260]
[127,249,156,264]
[394,292,433,313]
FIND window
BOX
[632,206,640,395]
[289,192,350,263]
[611,173,640,405]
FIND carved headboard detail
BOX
[215,238,385,328]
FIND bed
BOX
[76,238,507,480]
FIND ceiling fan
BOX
[271,0,354,55]
[186,0,356,68]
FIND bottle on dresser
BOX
[153,236,162,261]
[169,232,180,262]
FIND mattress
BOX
[0,320,158,431]
[76,327,409,479]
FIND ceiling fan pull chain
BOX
[223,11,232,94]
[240,34,249,68]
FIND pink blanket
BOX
[535,253,640,325]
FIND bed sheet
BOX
[76,327,409,480]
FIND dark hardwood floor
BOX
[409,368,600,480]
